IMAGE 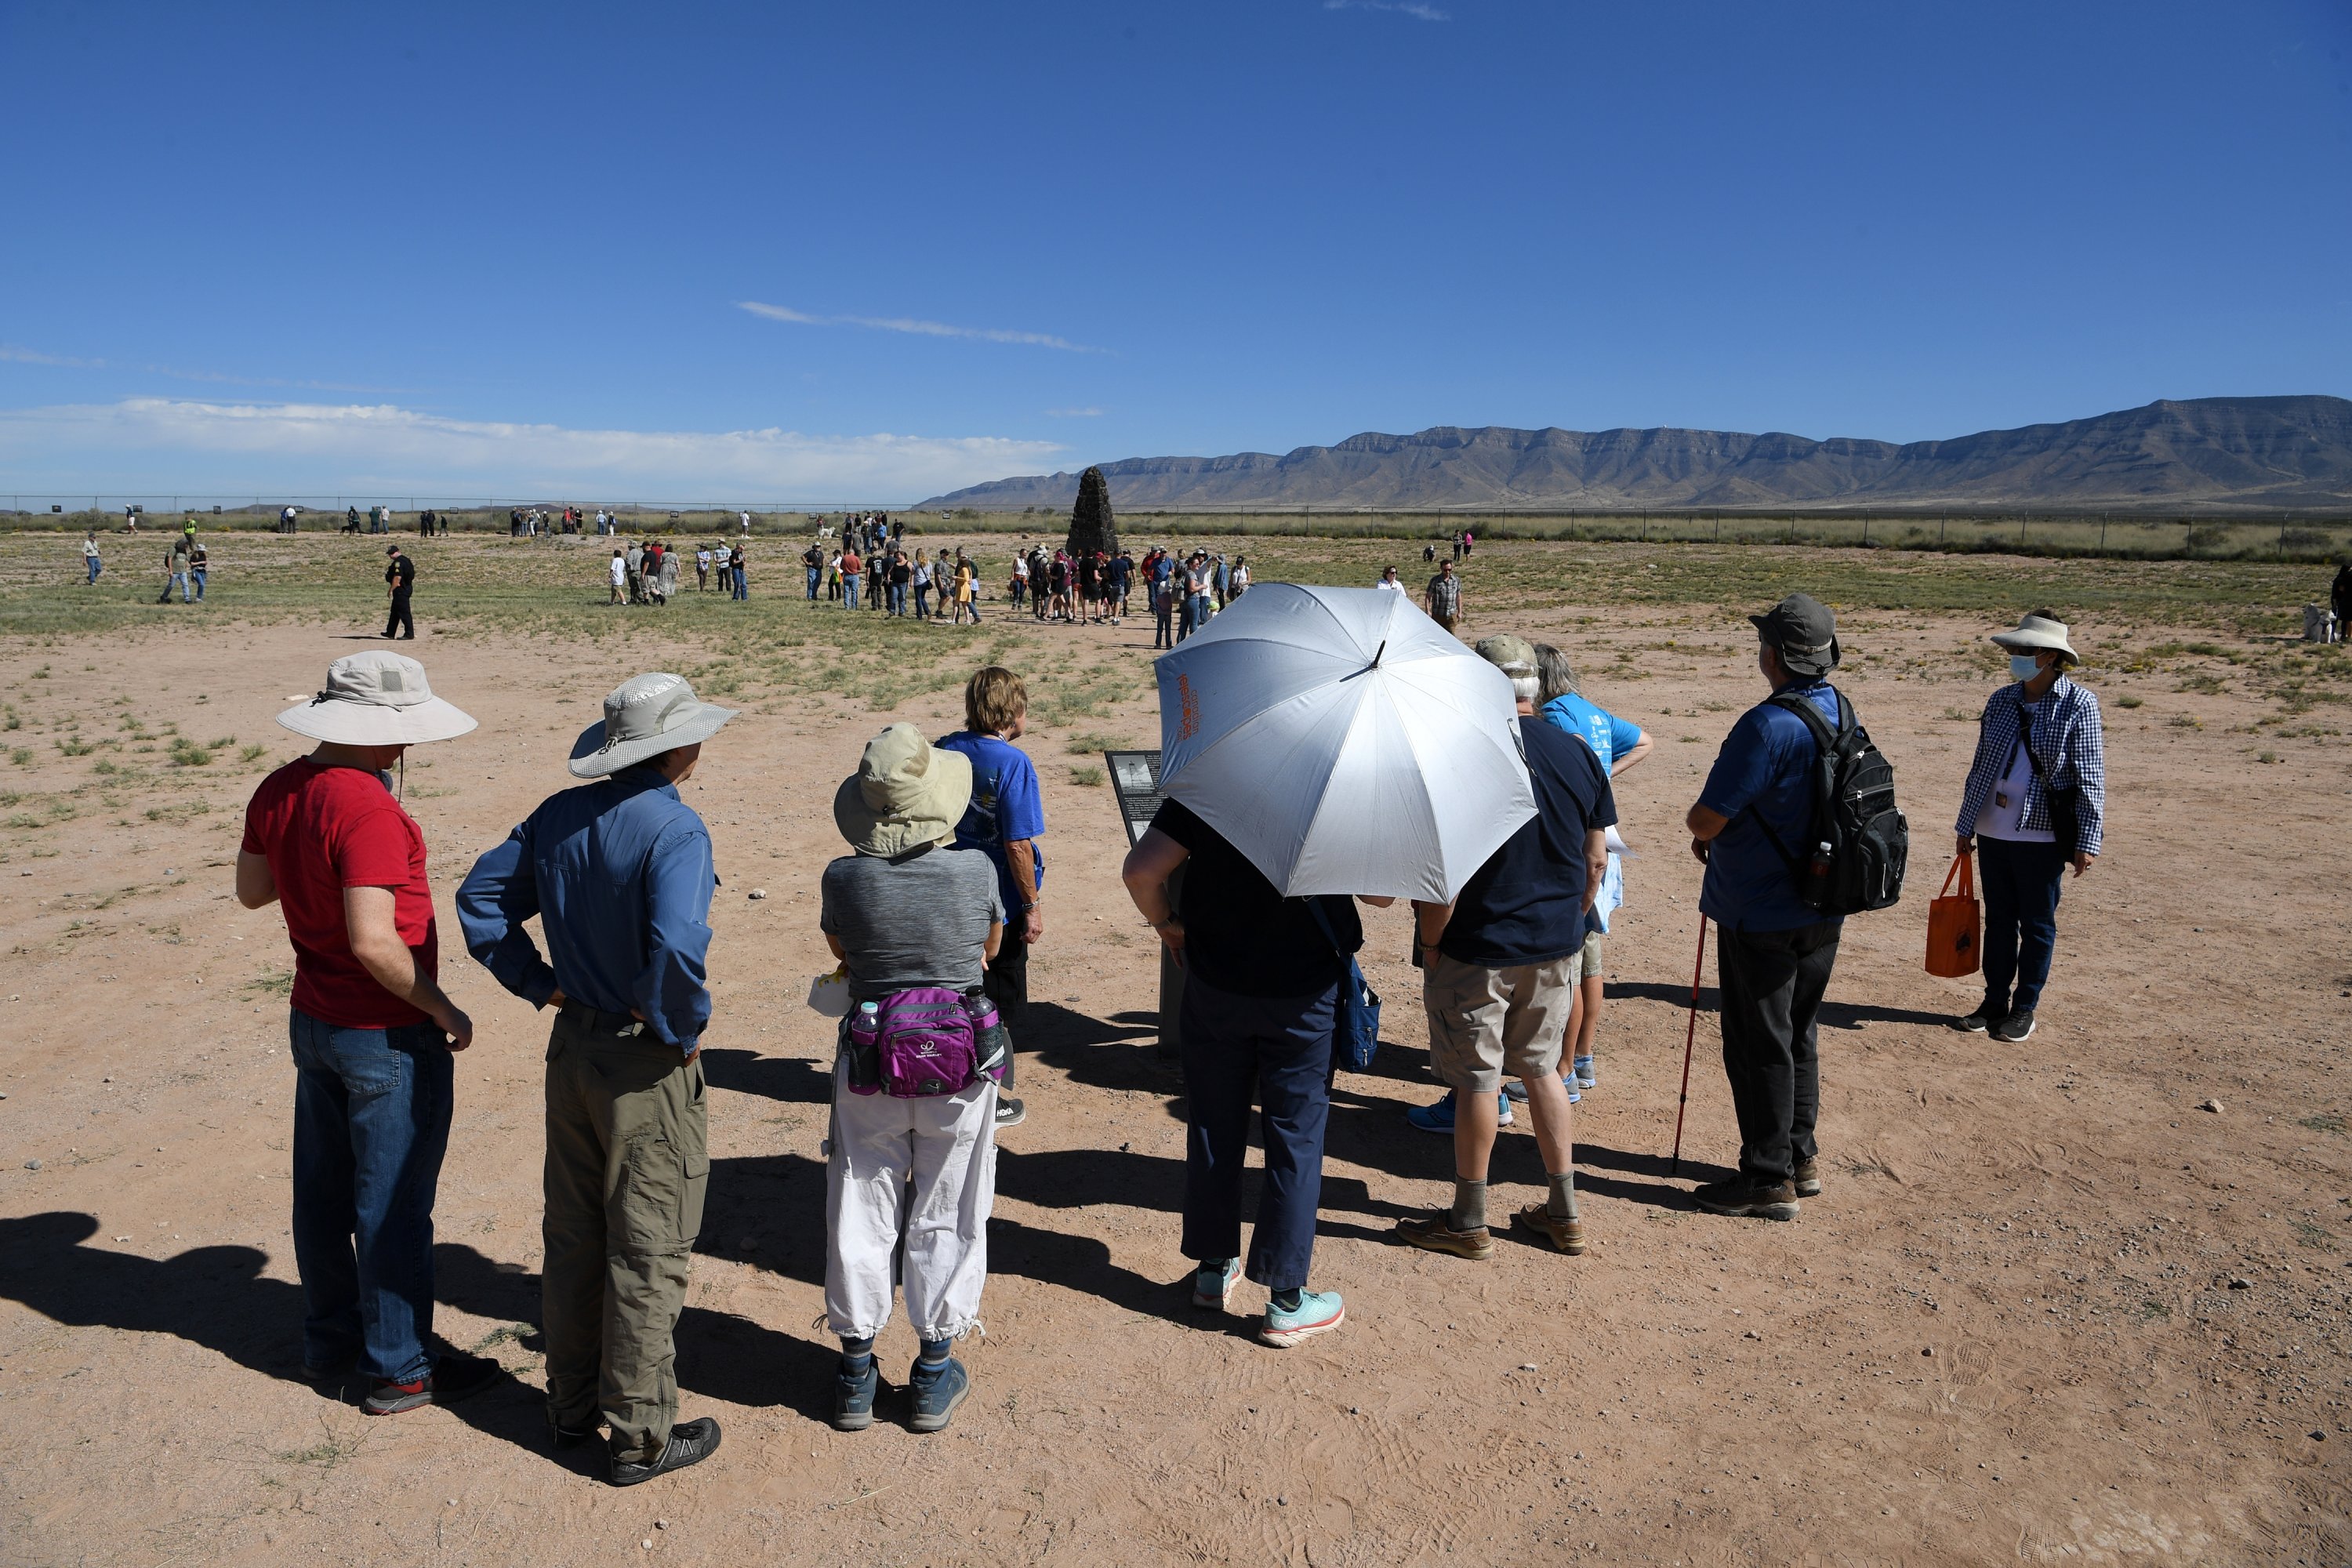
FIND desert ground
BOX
[0,531,2347,1566]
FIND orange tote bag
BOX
[1925,853,1981,978]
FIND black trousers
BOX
[1715,919,1841,1185]
[383,588,414,639]
[982,926,1029,1091]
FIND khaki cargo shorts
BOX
[1579,927,1602,978]
[1421,948,1582,1096]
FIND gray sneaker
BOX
[609,1418,722,1486]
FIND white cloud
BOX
[1045,406,1105,418]
[1323,0,1450,18]
[738,300,1102,354]
[0,397,1064,503]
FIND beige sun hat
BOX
[568,672,739,778]
[833,723,975,857]
[1990,611,2079,664]
[275,652,478,746]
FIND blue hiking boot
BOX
[1405,1090,1512,1134]
[1259,1290,1346,1348]
[831,1358,878,1432]
[907,1356,970,1433]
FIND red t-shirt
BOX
[241,759,439,1029]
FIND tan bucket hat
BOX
[1990,612,2079,663]
[568,672,738,778]
[275,652,477,746]
[833,723,975,857]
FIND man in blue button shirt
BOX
[1684,596,1846,1223]
[457,672,735,1486]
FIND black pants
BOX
[982,926,1029,1091]
[384,588,414,639]
[1978,837,2067,1014]
[1715,919,1841,1185]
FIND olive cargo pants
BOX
[542,1010,709,1464]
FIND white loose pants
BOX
[824,1059,996,1341]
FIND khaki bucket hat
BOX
[833,723,975,857]
[568,672,739,778]
[1990,612,2079,664]
[275,652,477,746]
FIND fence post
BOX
[1861,515,1870,546]
[2278,518,2288,558]
[2100,514,2108,553]
[1940,512,1947,548]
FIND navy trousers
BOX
[1977,836,2068,1014]
[1178,975,1337,1291]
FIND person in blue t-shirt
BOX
[1684,594,1847,1223]
[1533,645,1653,1098]
[936,666,1046,1131]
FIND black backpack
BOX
[1755,687,1908,916]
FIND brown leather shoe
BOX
[1693,1177,1800,1221]
[1396,1210,1494,1260]
[1791,1158,1821,1198]
[1512,1203,1586,1254]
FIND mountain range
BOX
[917,396,2352,514]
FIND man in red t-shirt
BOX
[238,651,496,1415]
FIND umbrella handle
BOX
[1670,915,1708,1176]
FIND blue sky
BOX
[2,0,2347,503]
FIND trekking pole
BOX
[1669,915,1708,1177]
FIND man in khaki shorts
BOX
[1398,635,1614,1258]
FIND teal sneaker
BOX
[1259,1290,1345,1348]
[907,1356,971,1432]
[1191,1258,1243,1311]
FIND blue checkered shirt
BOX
[1955,674,2105,857]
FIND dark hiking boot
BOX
[610,1418,722,1486]
[1512,1203,1587,1255]
[1991,1009,2037,1043]
[1693,1177,1801,1221]
[907,1358,970,1433]
[833,1360,879,1432]
[1791,1158,1822,1199]
[361,1351,501,1415]
[1396,1210,1494,1260]
[550,1415,601,1450]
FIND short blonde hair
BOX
[964,666,1028,735]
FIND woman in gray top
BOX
[817,724,1003,1436]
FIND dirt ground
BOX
[1,587,2347,1566]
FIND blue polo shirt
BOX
[935,730,1044,918]
[1441,718,1617,968]
[1697,681,1844,934]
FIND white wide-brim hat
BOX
[568,671,738,778]
[833,723,974,857]
[1991,612,2079,663]
[276,652,478,746]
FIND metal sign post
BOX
[1104,750,1184,1056]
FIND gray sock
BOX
[1547,1170,1579,1221]
[1449,1178,1487,1232]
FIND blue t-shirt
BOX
[1697,681,1844,934]
[1441,718,1617,968]
[1540,692,1642,771]
[935,731,1045,918]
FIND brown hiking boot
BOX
[1396,1210,1494,1260]
[1693,1177,1800,1221]
[1791,1158,1821,1198]
[1512,1203,1586,1254]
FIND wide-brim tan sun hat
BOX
[568,671,739,778]
[833,723,975,857]
[276,652,478,746]
[1990,612,2079,663]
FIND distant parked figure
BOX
[83,531,102,584]
[729,543,748,600]
[2333,560,2352,642]
[1426,561,1463,634]
[696,545,712,593]
[187,534,209,603]
[161,534,192,604]
[280,504,299,534]
[383,546,416,640]
[608,550,626,605]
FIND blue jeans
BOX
[86,557,100,583]
[191,567,205,601]
[288,1007,454,1383]
[844,575,861,609]
[1181,594,1210,641]
[1977,836,2067,1014]
[731,566,748,599]
[805,567,820,601]
[1178,975,1337,1291]
[888,582,907,616]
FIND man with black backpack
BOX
[1685,594,1905,1221]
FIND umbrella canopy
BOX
[1154,583,1535,902]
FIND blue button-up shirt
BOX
[456,768,717,1053]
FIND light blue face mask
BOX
[2010,654,2043,681]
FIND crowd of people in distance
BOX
[230,554,2115,1486]
[603,537,748,605]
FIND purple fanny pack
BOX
[846,987,1008,1098]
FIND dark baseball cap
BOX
[1749,593,1838,677]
